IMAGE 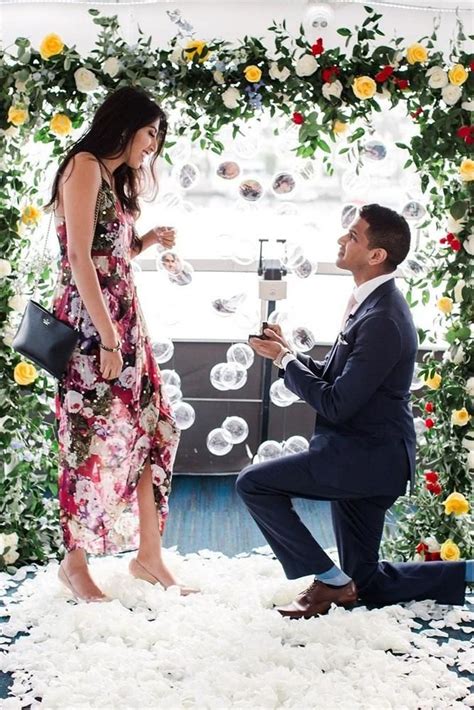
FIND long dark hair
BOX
[49,86,167,215]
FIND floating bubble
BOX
[410,366,424,392]
[238,179,264,202]
[207,427,233,456]
[161,369,181,388]
[341,169,370,197]
[169,260,194,286]
[272,172,297,197]
[268,309,290,327]
[210,362,247,391]
[216,160,241,180]
[294,259,317,279]
[401,257,426,279]
[362,139,387,161]
[226,343,255,369]
[292,326,316,352]
[257,440,283,461]
[341,203,358,230]
[163,383,182,406]
[283,242,305,269]
[234,135,259,160]
[161,192,183,209]
[152,338,174,363]
[401,201,426,224]
[174,401,196,430]
[231,237,258,265]
[270,379,298,407]
[157,249,184,274]
[413,417,427,442]
[211,292,246,316]
[282,435,310,456]
[169,137,192,162]
[173,162,200,189]
[222,416,249,444]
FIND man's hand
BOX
[262,324,291,350]
[249,337,283,361]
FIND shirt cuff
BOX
[280,352,297,370]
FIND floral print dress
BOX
[53,180,180,554]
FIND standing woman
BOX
[50,86,191,601]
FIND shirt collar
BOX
[353,272,395,306]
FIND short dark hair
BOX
[359,204,411,271]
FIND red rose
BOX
[425,551,441,561]
[375,66,394,83]
[456,126,474,145]
[470,60,474,71]
[410,108,423,119]
[311,38,324,56]
[439,238,447,244]
[292,112,305,125]
[322,66,340,83]
[425,402,434,413]
[426,481,442,495]
[416,542,428,554]
[451,238,462,251]
[446,232,455,242]
[425,418,435,429]
[395,77,409,90]
[424,470,438,483]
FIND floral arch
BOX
[0,6,472,568]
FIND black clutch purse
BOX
[13,300,80,379]
[12,189,102,380]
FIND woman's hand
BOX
[100,348,123,380]
[153,226,176,250]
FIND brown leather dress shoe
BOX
[275,579,358,619]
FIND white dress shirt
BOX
[280,273,395,370]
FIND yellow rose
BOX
[440,539,461,561]
[184,40,210,63]
[448,64,468,86]
[436,296,453,315]
[21,205,41,226]
[424,372,441,390]
[244,65,262,83]
[443,491,470,516]
[333,120,348,135]
[459,158,474,182]
[352,76,377,100]
[406,43,428,65]
[50,113,72,137]
[13,362,38,386]
[7,106,28,126]
[39,33,64,60]
[451,408,471,427]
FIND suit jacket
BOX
[283,280,418,497]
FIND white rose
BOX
[213,70,225,85]
[15,78,27,92]
[0,259,12,278]
[3,532,18,550]
[424,535,440,552]
[295,54,318,78]
[441,84,462,106]
[2,323,16,347]
[467,450,474,470]
[3,549,19,565]
[453,279,465,303]
[462,435,474,451]
[461,99,474,111]
[222,87,241,109]
[268,62,290,82]
[170,45,185,65]
[103,57,121,78]
[426,66,448,89]
[74,67,99,94]
[463,234,474,256]
[322,79,343,101]
[5,126,19,138]
[8,294,28,313]
[452,344,465,365]
[466,377,474,398]
[0,534,5,556]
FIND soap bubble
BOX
[210,362,247,391]
[173,162,200,189]
[401,257,426,278]
[152,338,174,363]
[410,366,424,392]
[257,440,283,461]
[174,401,196,430]
[168,261,194,286]
[207,428,233,456]
[226,343,255,370]
[362,139,387,161]
[212,292,246,316]
[283,242,305,269]
[270,379,298,407]
[413,417,427,443]
[282,435,309,456]
[401,201,426,224]
[231,237,258,265]
[294,259,317,279]
[222,416,249,444]
[160,192,183,209]
[161,369,181,388]
[292,326,316,352]
[163,384,182,406]
[341,203,358,230]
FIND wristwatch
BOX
[273,347,291,368]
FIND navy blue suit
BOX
[237,280,466,606]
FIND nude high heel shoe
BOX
[129,558,199,596]
[58,563,111,603]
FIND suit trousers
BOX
[236,452,466,606]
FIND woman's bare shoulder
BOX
[62,152,102,184]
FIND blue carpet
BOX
[162,475,335,555]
